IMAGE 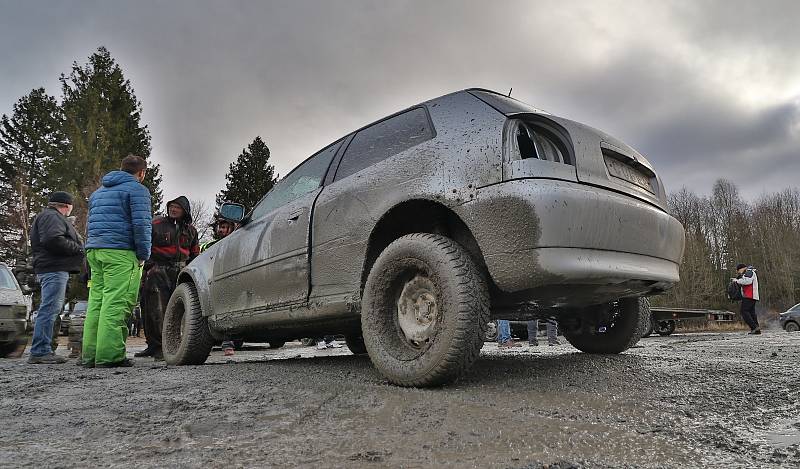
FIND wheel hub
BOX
[397,275,439,346]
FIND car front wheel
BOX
[785,321,799,332]
[563,297,650,354]
[361,233,489,387]
[163,282,215,365]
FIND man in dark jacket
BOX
[83,155,152,367]
[137,195,199,360]
[28,191,84,364]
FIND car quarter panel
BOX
[309,91,506,300]
[453,179,685,293]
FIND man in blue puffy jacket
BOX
[81,155,152,367]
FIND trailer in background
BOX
[644,307,736,337]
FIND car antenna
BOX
[507,88,512,97]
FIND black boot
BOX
[134,347,155,357]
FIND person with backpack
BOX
[731,263,761,335]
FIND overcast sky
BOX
[1,0,798,211]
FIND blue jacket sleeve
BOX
[130,184,153,260]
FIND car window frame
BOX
[245,138,344,223]
[330,105,436,182]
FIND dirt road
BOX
[1,331,798,468]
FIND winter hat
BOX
[735,263,747,270]
[49,191,74,205]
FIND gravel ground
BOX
[1,331,799,468]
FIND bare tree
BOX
[189,198,213,244]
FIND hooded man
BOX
[733,263,761,335]
[137,196,199,359]
[83,155,152,368]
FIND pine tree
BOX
[216,136,277,213]
[59,46,163,217]
[0,88,67,264]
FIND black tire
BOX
[0,340,23,358]
[163,283,215,365]
[361,233,490,387]
[784,321,799,333]
[655,320,676,336]
[345,333,367,354]
[484,321,499,342]
[233,339,244,350]
[563,297,650,354]
[268,341,285,349]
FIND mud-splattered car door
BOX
[210,142,340,314]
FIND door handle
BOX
[287,209,303,222]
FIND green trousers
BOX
[83,249,142,365]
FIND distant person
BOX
[200,213,237,356]
[137,196,199,361]
[83,155,152,368]
[733,263,761,335]
[496,320,521,349]
[28,191,85,364]
[527,319,560,346]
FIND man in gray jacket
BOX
[28,191,85,364]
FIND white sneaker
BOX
[327,340,343,349]
[316,341,328,350]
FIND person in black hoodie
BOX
[136,196,199,360]
[28,191,84,364]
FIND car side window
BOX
[0,267,16,290]
[249,141,340,220]
[334,107,434,181]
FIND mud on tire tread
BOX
[564,297,650,354]
[163,282,215,365]
[361,233,490,387]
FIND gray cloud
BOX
[1,0,798,208]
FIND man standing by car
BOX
[28,192,84,364]
[200,212,236,355]
[136,196,199,360]
[734,263,761,335]
[83,155,152,368]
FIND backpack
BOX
[727,280,742,301]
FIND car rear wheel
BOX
[163,282,215,365]
[268,341,285,349]
[361,233,490,387]
[563,297,650,354]
[785,321,799,332]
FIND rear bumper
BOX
[0,318,26,343]
[461,179,685,302]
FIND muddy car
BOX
[163,89,685,386]
[0,262,29,357]
[779,303,800,332]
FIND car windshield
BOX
[74,302,88,313]
[790,303,800,312]
[0,267,17,290]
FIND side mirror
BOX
[219,202,246,223]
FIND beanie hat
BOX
[735,263,747,270]
[49,191,74,205]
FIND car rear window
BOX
[0,267,17,290]
[334,107,434,181]
[510,119,572,165]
